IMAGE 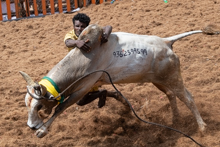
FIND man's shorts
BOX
[89,86,99,92]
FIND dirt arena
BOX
[0,0,220,146]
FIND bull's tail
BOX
[163,24,220,49]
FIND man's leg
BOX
[76,90,129,108]
[106,91,129,107]
[76,90,107,108]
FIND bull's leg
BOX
[175,86,207,132]
[153,83,180,123]
[35,90,90,138]
[34,90,130,138]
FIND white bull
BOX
[20,24,218,138]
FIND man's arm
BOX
[65,39,91,52]
[101,25,112,44]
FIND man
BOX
[64,13,112,52]
[64,13,118,108]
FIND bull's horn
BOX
[19,71,36,86]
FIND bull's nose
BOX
[27,122,43,130]
[29,125,37,130]
[27,123,38,130]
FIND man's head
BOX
[72,13,91,37]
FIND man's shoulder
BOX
[64,29,78,41]
[67,29,75,34]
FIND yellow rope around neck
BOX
[39,78,62,104]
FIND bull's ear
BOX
[40,84,47,96]
[19,71,36,86]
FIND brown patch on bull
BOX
[27,95,33,107]
[26,88,35,107]
[98,34,102,42]
[38,109,50,119]
[82,30,88,36]
[78,24,103,48]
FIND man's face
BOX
[74,20,88,37]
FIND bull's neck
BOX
[45,48,95,97]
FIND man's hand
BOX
[101,25,112,45]
[76,39,91,52]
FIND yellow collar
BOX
[39,77,64,104]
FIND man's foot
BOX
[98,90,107,108]
[106,91,129,107]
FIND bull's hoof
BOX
[202,24,220,35]
[35,125,48,138]
[199,122,207,132]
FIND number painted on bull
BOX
[113,48,147,57]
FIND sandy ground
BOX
[0,0,220,146]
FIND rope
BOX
[54,70,205,147]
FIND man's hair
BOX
[72,13,91,26]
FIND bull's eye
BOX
[37,105,43,111]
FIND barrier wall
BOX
[0,0,115,21]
